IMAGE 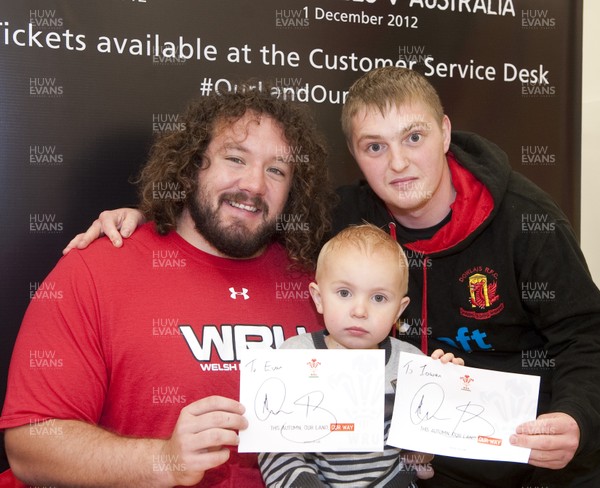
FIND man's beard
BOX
[188,189,277,258]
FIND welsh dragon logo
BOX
[459,271,504,320]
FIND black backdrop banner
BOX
[0,0,582,470]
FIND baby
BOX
[259,223,463,487]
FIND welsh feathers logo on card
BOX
[460,374,474,392]
[307,358,321,378]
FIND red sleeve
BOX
[0,251,109,429]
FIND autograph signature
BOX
[409,382,495,437]
[254,377,337,443]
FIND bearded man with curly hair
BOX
[137,88,333,269]
[1,87,332,487]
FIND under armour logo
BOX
[229,287,249,300]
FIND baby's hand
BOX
[430,348,464,366]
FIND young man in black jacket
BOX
[336,66,600,487]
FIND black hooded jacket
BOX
[333,131,600,487]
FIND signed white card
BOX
[238,348,385,453]
[387,352,540,463]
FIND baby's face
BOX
[310,246,409,350]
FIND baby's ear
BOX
[396,296,411,321]
[309,282,324,314]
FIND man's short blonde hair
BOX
[316,223,409,296]
[341,67,445,142]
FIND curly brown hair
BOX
[137,86,334,270]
